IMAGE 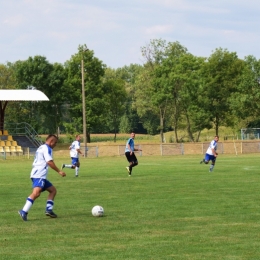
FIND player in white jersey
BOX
[200,135,219,172]
[61,135,84,177]
[18,134,66,221]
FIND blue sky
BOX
[1,0,260,68]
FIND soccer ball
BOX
[92,205,104,217]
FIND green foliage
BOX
[64,44,107,136]
[201,48,245,134]
[1,39,260,142]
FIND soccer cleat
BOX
[45,210,57,218]
[75,175,78,177]
[126,166,130,173]
[18,210,28,221]
[61,164,65,170]
[200,159,205,164]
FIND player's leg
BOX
[209,156,216,172]
[61,157,76,170]
[202,154,210,164]
[128,153,138,176]
[200,155,206,164]
[131,153,138,168]
[125,152,132,175]
[45,180,58,218]
[18,178,44,221]
[72,158,80,177]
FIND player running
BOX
[200,135,219,172]
[61,134,84,177]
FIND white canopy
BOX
[0,89,49,101]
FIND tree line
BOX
[0,39,260,143]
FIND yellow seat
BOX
[3,130,8,135]
[5,141,11,147]
[0,141,5,146]
[4,146,11,153]
[10,146,16,151]
[11,141,18,146]
[16,146,23,154]
[0,130,2,135]
[0,146,4,153]
[7,135,13,141]
[10,146,17,155]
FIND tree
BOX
[0,63,16,132]
[143,40,188,142]
[113,64,144,134]
[102,68,127,141]
[64,44,106,141]
[135,39,187,141]
[154,52,210,142]
[200,48,244,135]
[13,56,67,134]
[229,55,260,129]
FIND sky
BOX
[1,0,260,69]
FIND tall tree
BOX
[0,63,16,132]
[230,55,260,129]
[103,68,127,141]
[64,44,106,141]
[135,39,188,141]
[13,56,67,134]
[201,48,244,135]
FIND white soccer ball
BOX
[92,205,104,217]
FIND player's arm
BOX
[47,160,66,177]
[211,148,218,157]
[127,143,133,154]
[76,148,84,156]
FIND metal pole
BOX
[81,59,86,157]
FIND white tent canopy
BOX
[0,90,49,101]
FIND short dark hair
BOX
[46,134,58,141]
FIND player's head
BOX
[130,132,135,139]
[75,135,81,141]
[214,135,219,142]
[45,134,58,148]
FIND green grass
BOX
[1,154,260,259]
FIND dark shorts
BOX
[125,152,138,163]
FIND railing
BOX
[4,122,43,147]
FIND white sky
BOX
[1,0,260,68]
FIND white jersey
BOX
[30,144,53,179]
[206,140,218,155]
[70,140,80,158]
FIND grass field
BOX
[1,154,260,259]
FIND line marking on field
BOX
[140,163,161,166]
[243,166,257,170]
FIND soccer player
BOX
[61,134,84,177]
[200,135,219,172]
[18,134,66,221]
[125,132,142,176]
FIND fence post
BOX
[139,145,142,156]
